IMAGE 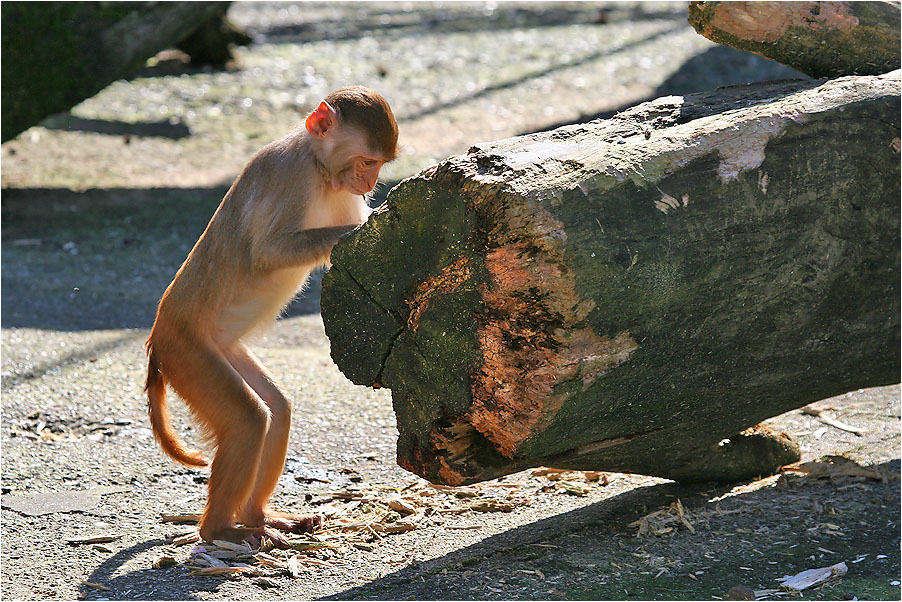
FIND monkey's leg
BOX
[226,344,323,534]
[153,330,274,544]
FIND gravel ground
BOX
[2,2,899,601]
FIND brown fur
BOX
[325,86,399,160]
[144,87,397,546]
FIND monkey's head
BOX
[306,86,399,195]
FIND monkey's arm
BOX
[252,224,360,271]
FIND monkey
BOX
[144,86,398,547]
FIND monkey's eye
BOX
[362,159,378,167]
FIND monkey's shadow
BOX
[76,538,220,601]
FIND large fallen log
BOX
[321,73,901,485]
[688,1,901,78]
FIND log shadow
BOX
[526,45,815,135]
[1,181,398,331]
[324,460,900,600]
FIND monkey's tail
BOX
[145,343,209,468]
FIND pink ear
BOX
[305,101,336,138]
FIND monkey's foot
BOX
[261,511,324,534]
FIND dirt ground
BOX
[2,2,899,601]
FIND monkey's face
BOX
[308,110,396,195]
[343,155,387,195]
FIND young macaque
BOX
[145,86,398,547]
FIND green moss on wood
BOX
[322,76,901,484]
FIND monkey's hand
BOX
[252,224,360,271]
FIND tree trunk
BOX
[321,73,901,485]
[1,1,230,142]
[688,1,901,78]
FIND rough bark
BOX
[688,1,901,78]
[1,1,230,142]
[321,73,901,485]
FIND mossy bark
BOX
[1,1,230,142]
[321,74,901,485]
[688,1,900,78]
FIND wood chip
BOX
[171,531,201,546]
[531,467,569,477]
[559,481,590,496]
[83,582,110,591]
[291,540,339,553]
[777,561,848,591]
[67,534,121,545]
[190,566,245,576]
[387,497,417,516]
[429,483,480,497]
[287,555,301,578]
[161,513,202,524]
[675,499,696,534]
[210,539,253,553]
[256,552,288,570]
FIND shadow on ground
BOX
[243,3,687,45]
[79,460,900,601]
[1,183,396,331]
[529,45,810,134]
[323,461,900,601]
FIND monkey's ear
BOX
[305,101,337,138]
